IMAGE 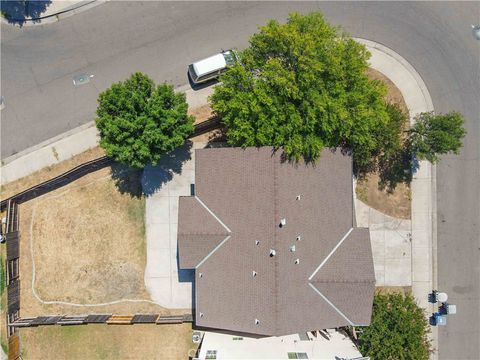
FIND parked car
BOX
[188,49,238,85]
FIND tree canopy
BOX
[96,72,194,168]
[358,293,431,360]
[210,12,390,164]
[409,111,466,163]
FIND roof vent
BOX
[296,195,302,200]
[296,235,301,241]
[199,273,203,278]
[269,249,276,257]
[280,218,286,227]
[255,319,260,325]
[289,245,296,252]
[252,271,257,277]
[255,240,260,246]
[294,258,300,265]
[199,312,204,318]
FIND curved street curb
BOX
[0,0,103,27]
[355,37,438,359]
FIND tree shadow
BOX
[141,141,193,196]
[1,1,52,26]
[110,163,144,199]
[376,145,418,193]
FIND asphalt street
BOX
[1,2,479,359]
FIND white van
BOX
[188,50,238,84]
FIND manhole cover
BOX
[73,74,91,86]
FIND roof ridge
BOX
[194,195,232,234]
[310,279,376,284]
[308,283,355,326]
[308,228,353,281]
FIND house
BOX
[178,147,375,336]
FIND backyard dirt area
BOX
[17,164,182,316]
[355,68,411,219]
[19,323,197,360]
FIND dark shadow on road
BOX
[1,1,52,26]
[141,141,193,196]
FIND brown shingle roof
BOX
[178,147,375,336]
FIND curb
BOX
[0,1,103,27]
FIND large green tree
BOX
[359,293,431,360]
[210,12,389,163]
[409,111,466,163]
[96,72,194,168]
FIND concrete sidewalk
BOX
[0,0,103,26]
[357,38,437,358]
[0,85,213,185]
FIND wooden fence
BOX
[4,200,20,338]
[0,117,221,212]
[10,313,193,328]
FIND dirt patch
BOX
[1,147,106,199]
[356,173,411,220]
[189,104,225,143]
[19,323,197,360]
[355,68,411,219]
[366,68,409,115]
[189,104,213,123]
[18,166,184,316]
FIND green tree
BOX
[359,293,431,360]
[409,111,466,163]
[96,72,194,168]
[210,12,389,163]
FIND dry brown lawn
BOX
[19,323,197,360]
[18,165,181,316]
[355,68,411,219]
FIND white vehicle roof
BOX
[192,53,227,77]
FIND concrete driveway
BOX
[142,142,205,310]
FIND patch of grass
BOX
[127,196,146,258]
[20,323,194,360]
[376,286,412,296]
[355,184,368,203]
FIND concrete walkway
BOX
[355,197,412,287]
[357,38,437,358]
[141,142,205,309]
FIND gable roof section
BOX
[177,147,375,336]
[309,227,375,326]
[178,196,230,269]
